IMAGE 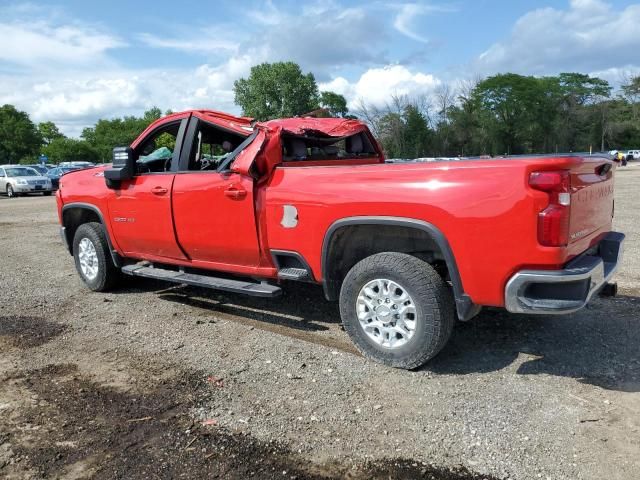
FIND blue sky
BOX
[1,0,640,135]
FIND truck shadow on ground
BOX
[158,289,335,333]
[123,278,640,393]
[113,277,338,332]
[428,294,640,392]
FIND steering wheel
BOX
[200,157,212,170]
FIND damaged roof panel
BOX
[259,117,368,137]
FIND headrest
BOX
[289,139,307,159]
[346,134,363,154]
[324,145,339,155]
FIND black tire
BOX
[43,191,52,196]
[72,222,119,291]
[339,252,455,369]
[6,185,16,198]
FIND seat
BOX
[288,139,308,160]
[345,134,364,155]
[323,145,339,156]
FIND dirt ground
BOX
[1,164,639,480]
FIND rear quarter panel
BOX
[261,156,614,307]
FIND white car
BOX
[626,150,640,160]
[0,165,53,198]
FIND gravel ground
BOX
[1,164,639,479]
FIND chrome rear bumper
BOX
[505,232,625,314]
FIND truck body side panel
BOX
[261,157,614,308]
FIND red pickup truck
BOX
[56,110,624,369]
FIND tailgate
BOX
[569,156,615,243]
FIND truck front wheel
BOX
[339,252,455,369]
[72,222,119,292]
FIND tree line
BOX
[360,72,640,158]
[0,105,168,164]
[1,62,639,165]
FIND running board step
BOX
[277,267,310,281]
[122,265,282,298]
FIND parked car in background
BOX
[0,165,52,197]
[59,161,96,169]
[26,164,50,175]
[626,150,640,161]
[47,166,84,190]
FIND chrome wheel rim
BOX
[7,185,13,197]
[78,238,99,281]
[356,278,417,349]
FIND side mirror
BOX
[104,146,135,188]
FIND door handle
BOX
[224,186,247,199]
[151,186,168,195]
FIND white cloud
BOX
[137,32,238,55]
[392,2,456,43]
[246,0,282,25]
[236,2,388,76]
[320,65,441,109]
[0,65,245,137]
[475,0,640,76]
[586,65,640,86]
[0,1,399,137]
[0,21,125,68]
[0,5,248,137]
[393,4,428,43]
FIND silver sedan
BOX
[0,165,53,197]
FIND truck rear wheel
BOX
[72,222,119,292]
[339,252,455,369]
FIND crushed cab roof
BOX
[191,110,255,135]
[260,117,368,137]
[154,110,367,138]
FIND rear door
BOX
[171,117,262,267]
[107,116,189,260]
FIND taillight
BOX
[529,170,571,247]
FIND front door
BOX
[171,118,261,267]
[107,117,188,260]
[109,174,186,259]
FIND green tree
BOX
[621,74,640,121]
[37,121,65,145]
[472,73,562,154]
[43,138,100,164]
[377,112,405,158]
[447,90,491,156]
[554,73,611,151]
[368,97,434,159]
[234,62,319,120]
[143,107,163,123]
[319,91,349,117]
[403,105,432,158]
[81,107,162,162]
[558,73,611,105]
[0,104,42,164]
[359,72,632,156]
